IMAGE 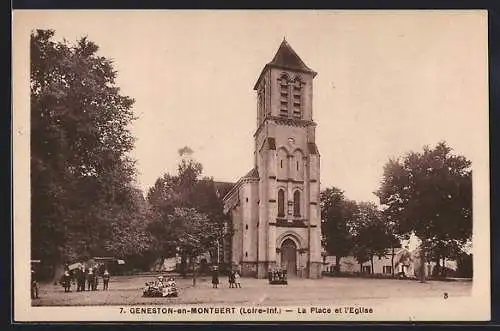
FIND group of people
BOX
[60,265,111,292]
[211,267,242,288]
[268,268,288,284]
[153,275,176,288]
[143,275,178,297]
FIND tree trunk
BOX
[370,256,374,275]
[180,253,187,278]
[391,247,395,277]
[335,256,341,274]
[192,255,197,287]
[441,257,446,277]
[419,251,426,283]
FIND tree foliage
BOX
[146,150,226,263]
[30,29,147,272]
[320,187,356,271]
[350,202,400,272]
[375,141,472,278]
[321,187,399,273]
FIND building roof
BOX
[243,167,259,179]
[269,39,316,74]
[221,167,259,206]
[254,39,317,90]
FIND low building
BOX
[323,247,458,278]
[322,252,396,275]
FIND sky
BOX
[15,10,489,203]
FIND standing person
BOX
[102,269,110,290]
[228,270,235,288]
[211,267,219,289]
[234,270,242,288]
[31,268,39,299]
[62,270,71,292]
[87,268,93,291]
[156,276,164,288]
[78,267,86,292]
[92,271,99,291]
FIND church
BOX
[222,39,323,279]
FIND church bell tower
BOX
[253,39,323,279]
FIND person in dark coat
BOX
[228,270,235,288]
[63,270,72,292]
[211,267,219,288]
[87,268,94,291]
[92,270,99,291]
[77,267,86,291]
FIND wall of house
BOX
[323,255,396,275]
[323,255,443,277]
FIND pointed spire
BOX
[254,39,317,90]
[268,39,316,75]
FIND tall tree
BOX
[350,202,400,274]
[351,202,378,273]
[375,142,472,282]
[146,148,226,278]
[320,187,356,273]
[31,29,141,277]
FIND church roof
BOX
[243,167,259,179]
[254,39,317,90]
[221,168,259,204]
[269,39,316,74]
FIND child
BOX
[234,270,241,288]
[102,269,110,290]
[62,270,71,292]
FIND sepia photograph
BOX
[12,10,490,322]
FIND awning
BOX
[445,260,458,271]
[68,262,84,270]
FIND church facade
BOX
[222,40,322,279]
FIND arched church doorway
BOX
[281,238,297,276]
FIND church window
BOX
[293,190,301,217]
[245,224,248,230]
[279,73,289,117]
[292,77,302,119]
[294,150,304,180]
[246,197,248,202]
[278,189,285,217]
[278,148,289,179]
[258,88,264,122]
[245,252,248,257]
